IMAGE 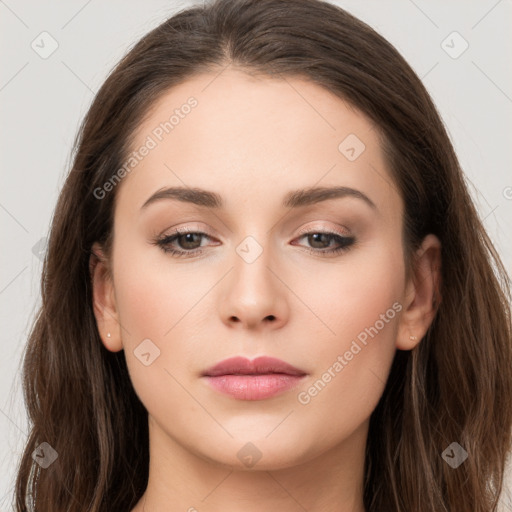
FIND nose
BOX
[218,241,289,331]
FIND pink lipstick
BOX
[202,356,307,400]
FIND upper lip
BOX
[202,356,307,377]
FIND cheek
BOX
[297,245,404,421]
[113,244,202,341]
[111,246,200,392]
[309,239,404,342]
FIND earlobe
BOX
[396,234,442,350]
[89,242,123,352]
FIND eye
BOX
[293,230,356,256]
[153,229,214,258]
[152,228,356,259]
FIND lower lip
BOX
[203,374,306,400]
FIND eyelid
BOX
[295,224,352,238]
[159,223,215,239]
[153,222,357,260]
[157,222,352,241]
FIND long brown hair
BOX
[14,0,512,510]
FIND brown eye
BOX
[154,231,213,258]
[175,233,204,250]
[294,231,356,256]
[307,233,333,249]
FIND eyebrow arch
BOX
[140,185,377,211]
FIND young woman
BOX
[14,0,512,511]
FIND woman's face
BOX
[92,67,439,471]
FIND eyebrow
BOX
[140,185,377,212]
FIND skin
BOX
[90,67,441,512]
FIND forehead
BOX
[116,67,401,220]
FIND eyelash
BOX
[152,227,356,259]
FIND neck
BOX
[132,416,368,512]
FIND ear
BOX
[396,234,442,350]
[89,241,123,352]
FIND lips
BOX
[202,356,307,400]
[202,356,306,377]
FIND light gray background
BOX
[1,0,511,510]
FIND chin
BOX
[192,435,315,472]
